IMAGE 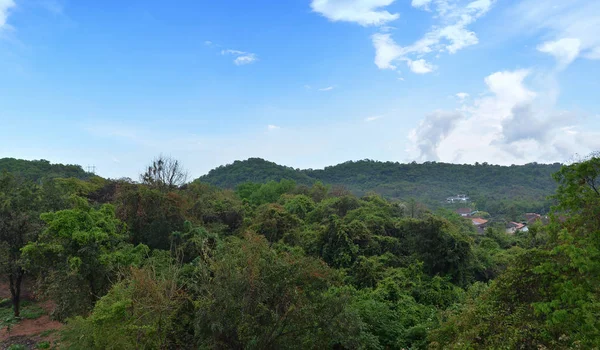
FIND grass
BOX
[1,299,46,331]
[36,341,51,349]
[39,329,57,337]
[7,345,27,350]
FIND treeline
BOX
[0,158,92,182]
[200,158,561,216]
[1,155,599,348]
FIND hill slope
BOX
[0,158,91,182]
[198,158,562,214]
[200,158,315,187]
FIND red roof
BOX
[509,222,525,230]
[472,218,488,225]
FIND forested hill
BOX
[0,158,91,182]
[199,158,563,213]
[200,158,315,187]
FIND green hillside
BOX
[199,158,563,215]
[0,158,91,182]
[200,158,315,187]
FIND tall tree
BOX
[0,173,41,317]
[140,155,188,191]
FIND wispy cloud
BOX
[221,49,258,65]
[204,40,213,46]
[373,0,495,74]
[0,0,15,30]
[365,116,383,122]
[39,0,64,15]
[318,86,334,91]
[310,0,399,27]
[512,0,600,69]
[456,92,469,100]
[267,124,281,131]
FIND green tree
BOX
[0,173,41,317]
[192,233,371,349]
[22,203,145,320]
[61,264,192,349]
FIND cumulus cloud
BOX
[408,68,595,164]
[372,0,494,73]
[456,92,469,100]
[409,111,463,161]
[0,0,15,30]
[310,0,399,26]
[221,49,258,65]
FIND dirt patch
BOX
[0,314,62,340]
[0,281,63,346]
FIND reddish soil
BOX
[0,314,62,339]
[0,282,63,348]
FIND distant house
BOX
[472,218,488,233]
[506,221,526,235]
[456,208,472,217]
[446,194,470,203]
[525,213,543,225]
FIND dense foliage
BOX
[200,158,561,216]
[1,155,598,349]
[0,158,91,182]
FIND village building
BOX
[456,208,473,217]
[472,217,488,233]
[506,221,526,235]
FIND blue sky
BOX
[1,0,599,179]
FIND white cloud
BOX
[0,0,15,30]
[512,0,600,68]
[221,49,258,65]
[372,0,494,73]
[365,116,383,122]
[310,0,399,27]
[456,92,469,100]
[411,0,432,10]
[372,33,403,70]
[407,59,436,74]
[537,38,581,67]
[408,69,595,164]
[267,125,280,131]
[319,86,334,91]
[204,40,213,46]
[221,49,245,55]
[409,110,463,161]
[234,54,257,65]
